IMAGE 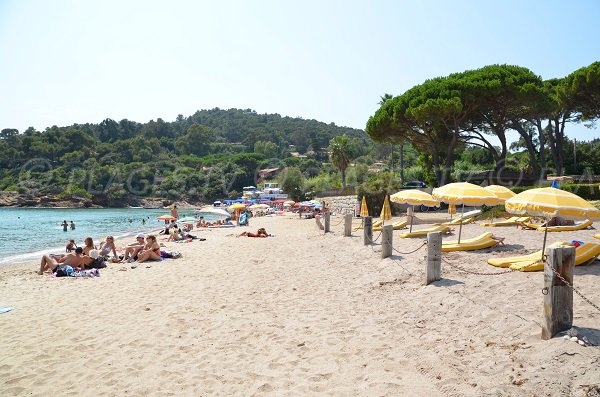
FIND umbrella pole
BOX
[458,223,463,245]
[409,205,414,233]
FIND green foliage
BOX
[279,167,305,201]
[0,108,373,203]
[329,134,353,188]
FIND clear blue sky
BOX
[1,0,599,143]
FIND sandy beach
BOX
[1,214,599,396]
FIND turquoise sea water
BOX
[0,208,205,265]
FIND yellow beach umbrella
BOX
[380,195,392,223]
[484,185,516,203]
[390,190,440,207]
[283,200,295,207]
[432,182,499,206]
[248,203,269,210]
[228,203,247,211]
[391,190,440,232]
[433,182,499,244]
[360,196,369,217]
[506,187,600,261]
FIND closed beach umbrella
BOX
[380,195,392,224]
[448,204,456,218]
[505,187,600,260]
[360,196,369,217]
[484,185,516,203]
[433,182,499,243]
[157,214,176,221]
[391,190,440,232]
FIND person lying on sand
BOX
[238,228,269,238]
[137,235,161,263]
[38,247,93,275]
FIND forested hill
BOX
[0,108,371,206]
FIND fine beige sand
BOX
[1,214,599,396]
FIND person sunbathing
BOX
[82,237,96,255]
[99,236,117,258]
[120,234,146,262]
[38,247,93,275]
[66,239,77,252]
[137,235,161,263]
[238,228,269,238]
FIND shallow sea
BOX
[0,208,205,265]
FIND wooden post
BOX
[344,214,352,237]
[363,216,373,246]
[324,212,330,233]
[381,225,393,259]
[542,246,575,340]
[425,232,442,285]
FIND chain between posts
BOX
[550,265,600,314]
[441,257,516,276]
[392,241,427,255]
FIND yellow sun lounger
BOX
[399,225,451,238]
[509,243,600,272]
[595,234,600,240]
[353,220,383,231]
[519,219,593,232]
[480,216,530,227]
[488,241,567,267]
[535,219,593,232]
[441,232,503,252]
[373,219,408,231]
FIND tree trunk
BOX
[431,149,442,187]
[399,144,405,186]
[341,169,346,189]
[511,121,540,178]
[535,119,547,179]
[546,119,560,176]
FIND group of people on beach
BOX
[38,233,162,275]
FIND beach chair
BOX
[399,225,451,238]
[488,241,567,267]
[353,220,383,231]
[432,210,481,226]
[480,216,530,227]
[509,242,600,272]
[535,219,593,233]
[373,219,408,231]
[441,232,504,252]
[595,234,600,240]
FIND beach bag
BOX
[55,264,73,277]
[89,257,107,269]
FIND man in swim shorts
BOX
[37,247,93,275]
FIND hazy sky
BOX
[1,0,599,143]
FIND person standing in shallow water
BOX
[171,205,178,220]
[62,220,68,232]
[70,221,76,230]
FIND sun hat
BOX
[88,249,100,259]
[136,233,145,238]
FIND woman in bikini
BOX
[82,237,96,255]
[99,236,117,258]
[238,228,269,238]
[137,235,161,263]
